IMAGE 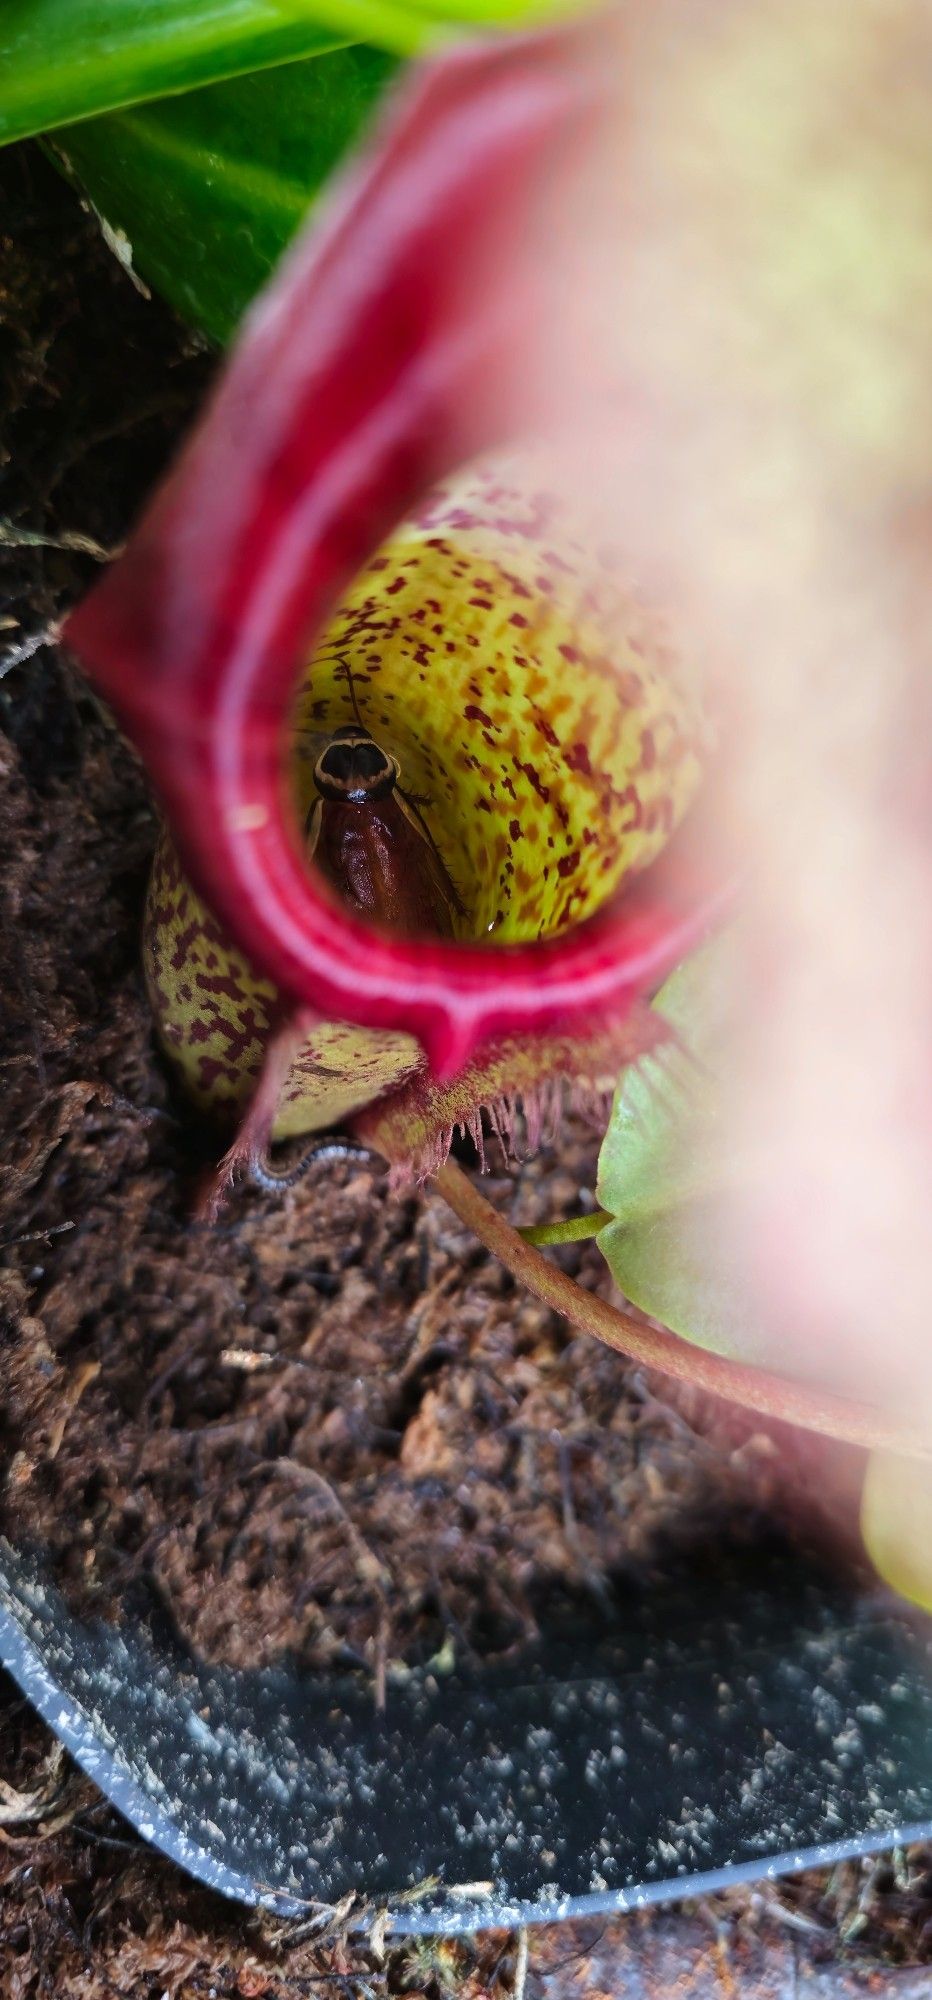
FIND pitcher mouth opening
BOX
[291,457,711,952]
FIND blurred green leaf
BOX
[595,933,769,1362]
[1,0,573,147]
[50,49,397,343]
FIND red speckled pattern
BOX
[64,27,727,1078]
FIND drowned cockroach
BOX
[305,657,463,940]
[249,660,464,1195]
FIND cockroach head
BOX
[313,726,399,803]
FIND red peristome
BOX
[64,27,726,1079]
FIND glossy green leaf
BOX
[50,49,398,343]
[1,0,574,147]
[595,933,770,1362]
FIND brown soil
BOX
[2,141,931,1994]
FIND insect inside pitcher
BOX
[303,656,463,940]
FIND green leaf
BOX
[50,49,398,343]
[861,1449,932,1612]
[1,0,575,147]
[595,933,769,1361]
[1,2,343,146]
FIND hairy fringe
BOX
[389,1072,619,1189]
